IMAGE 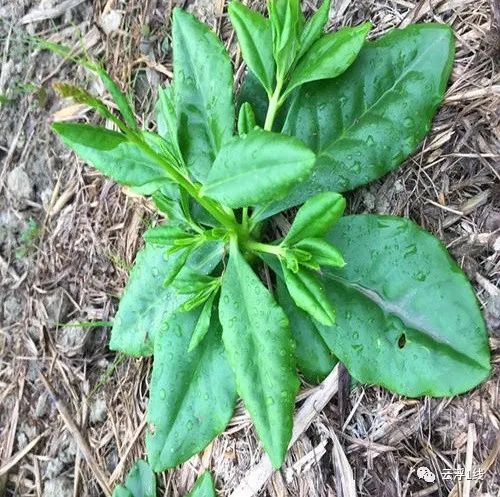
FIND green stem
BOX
[130,134,238,232]
[246,240,284,257]
[263,77,284,131]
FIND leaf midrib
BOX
[326,273,488,370]
[317,30,448,157]
[233,253,276,455]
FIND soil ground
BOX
[0,1,499,496]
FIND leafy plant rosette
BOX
[51,0,491,473]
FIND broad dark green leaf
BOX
[123,460,156,497]
[297,0,331,60]
[147,313,236,471]
[276,278,337,383]
[229,2,275,94]
[254,23,455,219]
[201,129,315,208]
[283,192,346,245]
[52,123,174,194]
[109,242,223,357]
[284,23,371,98]
[281,264,335,325]
[294,238,345,268]
[320,215,491,397]
[173,8,234,181]
[238,102,257,135]
[219,243,299,468]
[186,472,216,497]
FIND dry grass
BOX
[0,0,499,496]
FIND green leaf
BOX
[110,242,223,357]
[219,242,299,468]
[52,123,173,194]
[276,278,337,383]
[321,215,491,397]
[147,314,236,471]
[283,192,346,245]
[186,472,216,497]
[113,486,132,497]
[255,23,455,218]
[238,72,269,127]
[163,247,192,286]
[95,65,137,130]
[294,238,345,268]
[268,0,302,78]
[297,0,331,59]
[156,86,181,159]
[281,264,335,325]
[238,102,257,135]
[229,2,275,94]
[201,129,315,208]
[143,224,192,246]
[152,191,186,224]
[173,8,234,181]
[174,269,220,295]
[188,293,216,352]
[123,460,156,497]
[284,23,371,98]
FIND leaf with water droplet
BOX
[320,214,490,397]
[219,241,299,468]
[250,24,455,219]
[147,310,236,471]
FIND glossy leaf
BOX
[123,460,156,497]
[238,72,270,127]
[254,23,455,218]
[238,102,257,135]
[320,215,491,396]
[268,0,302,78]
[163,247,192,287]
[173,8,234,181]
[294,238,345,268]
[110,242,223,357]
[284,23,371,98]
[201,129,315,208]
[52,123,174,194]
[147,313,236,471]
[283,192,346,245]
[186,472,216,497]
[229,2,275,93]
[281,264,335,325]
[297,0,331,59]
[219,242,299,467]
[188,293,216,352]
[156,86,182,158]
[276,278,337,383]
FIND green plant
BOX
[51,0,490,474]
[113,461,215,497]
[15,218,40,259]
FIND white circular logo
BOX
[417,466,436,483]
